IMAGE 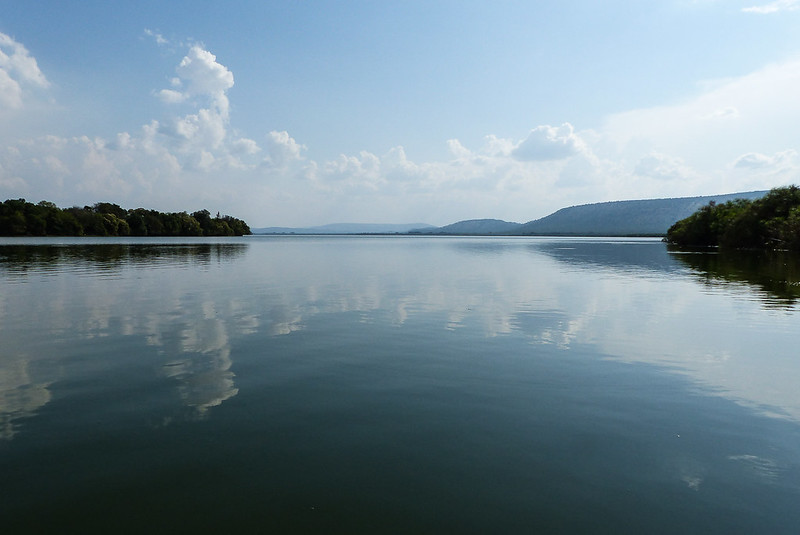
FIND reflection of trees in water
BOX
[531,239,800,308]
[0,243,249,277]
[669,247,800,307]
[532,240,684,276]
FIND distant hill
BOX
[410,219,522,235]
[516,191,768,236]
[253,191,771,237]
[252,222,435,234]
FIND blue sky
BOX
[2,0,800,226]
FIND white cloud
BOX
[734,152,778,169]
[142,45,247,172]
[599,57,800,196]
[2,30,799,227]
[157,88,186,104]
[0,68,23,109]
[321,151,383,189]
[172,45,234,114]
[170,108,228,149]
[732,150,798,186]
[512,123,587,161]
[230,137,260,155]
[447,138,472,159]
[480,135,515,157]
[0,32,49,110]
[144,28,169,46]
[263,130,304,169]
[0,43,261,213]
[382,146,427,183]
[0,33,49,88]
[742,0,799,13]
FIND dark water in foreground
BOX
[1,236,799,533]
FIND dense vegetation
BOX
[666,186,800,250]
[0,199,250,237]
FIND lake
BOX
[1,236,799,533]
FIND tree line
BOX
[0,199,251,237]
[666,186,800,250]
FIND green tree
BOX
[126,209,149,236]
[93,202,127,219]
[46,209,83,235]
[1,199,250,237]
[667,186,800,250]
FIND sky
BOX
[1,0,800,227]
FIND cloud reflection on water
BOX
[527,239,800,421]
[1,236,799,442]
[0,354,51,440]
[230,237,800,424]
[159,301,239,415]
[0,242,251,437]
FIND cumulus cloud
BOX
[742,0,799,13]
[733,149,797,169]
[0,69,22,109]
[728,149,798,195]
[230,137,260,156]
[734,153,775,169]
[481,134,515,157]
[2,29,799,227]
[5,135,137,198]
[512,123,587,161]
[321,151,383,188]
[447,138,472,159]
[140,44,260,171]
[382,146,427,183]
[4,36,587,224]
[0,32,49,109]
[263,130,304,168]
[0,41,264,214]
[157,88,186,104]
[139,44,252,174]
[171,46,233,113]
[162,107,228,150]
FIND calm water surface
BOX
[1,236,799,533]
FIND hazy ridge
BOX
[255,191,769,236]
[413,191,769,236]
[514,191,768,236]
